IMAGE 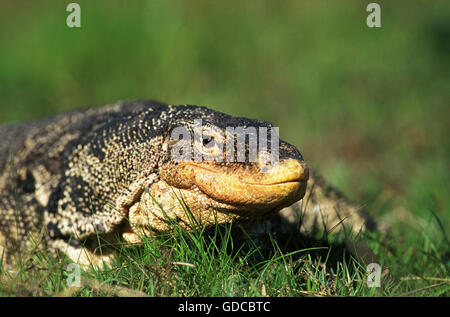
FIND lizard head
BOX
[126,104,308,235]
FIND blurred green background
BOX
[0,0,449,236]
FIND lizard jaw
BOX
[160,158,309,211]
[123,158,308,234]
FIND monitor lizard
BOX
[0,100,375,268]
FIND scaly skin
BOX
[0,100,373,267]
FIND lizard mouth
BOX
[127,156,308,234]
[161,158,309,211]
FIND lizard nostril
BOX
[258,158,309,183]
[257,150,272,167]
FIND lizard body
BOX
[0,100,373,267]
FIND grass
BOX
[0,0,449,296]
[1,219,446,297]
[0,190,447,297]
[0,211,378,297]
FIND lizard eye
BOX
[202,135,215,149]
[194,128,224,160]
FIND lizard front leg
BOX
[48,239,114,270]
